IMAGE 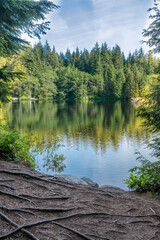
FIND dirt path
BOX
[0,160,160,240]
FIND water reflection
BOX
[1,101,151,189]
[33,138,66,174]
[2,101,149,149]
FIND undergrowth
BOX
[0,125,35,167]
[125,159,160,194]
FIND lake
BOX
[1,100,153,190]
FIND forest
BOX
[0,42,159,102]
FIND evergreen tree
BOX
[23,47,36,76]
[44,41,52,66]
[0,0,58,55]
[104,63,116,97]
[89,42,102,75]
[59,52,65,67]
[51,47,59,69]
[64,49,72,67]
[124,64,134,98]
[142,3,160,53]
[72,48,80,69]
[113,70,125,98]
[0,0,58,102]
[112,45,124,71]
[33,42,45,75]
[146,52,155,75]
[79,49,90,73]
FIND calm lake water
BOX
[1,101,153,190]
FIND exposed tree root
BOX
[86,233,112,240]
[0,189,33,204]
[15,207,75,212]
[0,161,160,240]
[0,211,39,240]
[52,221,94,240]
[0,184,15,190]
[19,194,70,200]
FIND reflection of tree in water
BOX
[35,138,66,174]
[2,101,150,151]
[43,153,66,174]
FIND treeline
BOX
[1,42,159,101]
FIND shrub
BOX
[125,160,160,194]
[0,126,35,167]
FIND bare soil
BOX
[0,159,160,240]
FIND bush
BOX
[125,160,160,194]
[0,126,35,167]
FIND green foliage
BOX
[10,42,157,101]
[43,153,66,174]
[125,79,160,194]
[125,160,160,194]
[0,66,13,102]
[138,80,160,132]
[32,137,66,174]
[0,125,35,167]
[125,0,160,193]
[0,0,58,55]
[2,101,146,150]
[1,40,159,102]
[0,0,58,102]
[142,3,160,53]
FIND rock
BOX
[81,177,99,188]
[100,185,125,193]
[55,175,88,185]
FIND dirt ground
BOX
[0,159,160,240]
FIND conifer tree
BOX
[0,0,58,102]
[142,3,160,53]
[0,0,58,55]
[51,47,59,69]
[44,41,52,66]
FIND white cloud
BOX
[22,0,153,55]
[90,0,152,55]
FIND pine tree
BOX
[0,0,58,55]
[33,42,45,75]
[64,49,72,67]
[112,45,124,71]
[79,49,90,73]
[44,41,52,66]
[123,64,134,98]
[142,3,160,53]
[51,47,59,69]
[147,52,155,75]
[0,0,58,102]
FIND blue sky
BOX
[30,0,154,56]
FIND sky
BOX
[28,0,154,56]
